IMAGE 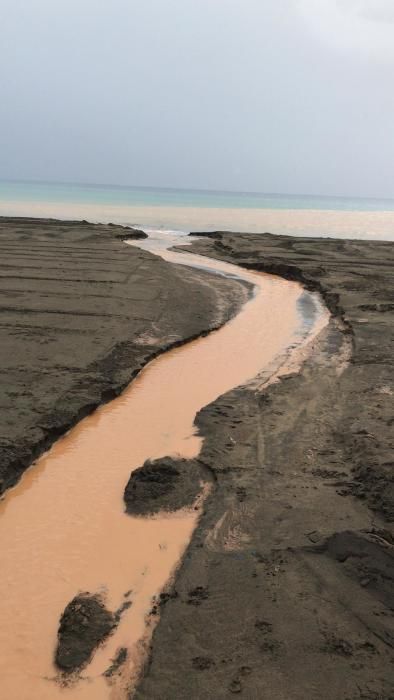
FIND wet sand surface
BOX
[0,217,247,496]
[1,219,393,700]
[0,229,326,699]
[135,232,394,700]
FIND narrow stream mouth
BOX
[0,229,329,700]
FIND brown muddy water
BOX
[0,232,328,700]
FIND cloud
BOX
[296,0,394,61]
[345,0,394,24]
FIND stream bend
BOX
[0,230,329,700]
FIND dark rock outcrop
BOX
[124,457,206,516]
[55,593,115,673]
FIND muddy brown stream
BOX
[0,231,328,699]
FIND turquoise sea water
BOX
[1,179,394,212]
[1,180,394,239]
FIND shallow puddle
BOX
[0,231,328,699]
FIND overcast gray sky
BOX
[1,0,394,198]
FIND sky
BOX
[1,0,394,198]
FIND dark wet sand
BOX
[0,219,393,699]
[0,218,248,497]
[135,232,394,699]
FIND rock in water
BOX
[124,457,205,516]
[55,593,115,673]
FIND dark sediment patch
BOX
[55,593,115,673]
[313,529,394,610]
[103,647,128,678]
[124,457,206,516]
[112,229,148,242]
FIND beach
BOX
[0,217,393,699]
[3,0,394,695]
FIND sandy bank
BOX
[0,217,248,496]
[135,231,394,700]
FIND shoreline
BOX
[1,201,394,239]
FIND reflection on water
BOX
[0,231,328,700]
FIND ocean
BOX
[1,180,394,240]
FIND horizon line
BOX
[1,177,394,204]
